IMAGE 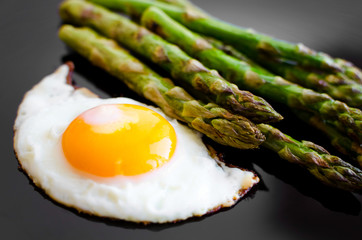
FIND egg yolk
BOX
[62,104,177,177]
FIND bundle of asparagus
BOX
[59,25,266,150]
[254,57,362,108]
[90,0,362,85]
[200,36,362,164]
[294,110,362,167]
[58,24,362,191]
[60,0,282,125]
[153,0,362,108]
[58,0,362,191]
[137,6,362,160]
[86,0,362,150]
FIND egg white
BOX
[14,64,259,223]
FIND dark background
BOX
[1,0,361,239]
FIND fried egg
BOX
[13,64,259,223]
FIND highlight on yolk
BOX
[62,104,177,177]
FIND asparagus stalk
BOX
[155,0,203,13]
[60,0,282,124]
[258,124,362,191]
[88,0,343,73]
[203,36,362,108]
[334,58,362,84]
[89,0,362,84]
[207,35,362,160]
[156,0,362,85]
[203,36,273,77]
[101,0,362,107]
[59,24,265,149]
[293,110,362,167]
[259,58,362,108]
[139,6,362,144]
[58,24,362,191]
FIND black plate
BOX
[2,0,361,239]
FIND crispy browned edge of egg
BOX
[12,62,260,225]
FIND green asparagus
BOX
[58,24,362,191]
[88,0,343,72]
[258,124,362,191]
[293,110,362,167]
[206,37,362,158]
[60,0,282,123]
[154,0,362,107]
[139,6,362,144]
[155,0,362,85]
[155,0,203,13]
[155,0,192,7]
[334,58,362,84]
[202,36,362,108]
[90,0,362,84]
[203,36,273,77]
[59,24,265,149]
[257,58,362,108]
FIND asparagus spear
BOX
[88,0,342,73]
[203,36,274,77]
[58,24,362,191]
[202,36,362,108]
[259,58,362,108]
[258,124,362,191]
[60,0,282,124]
[155,0,203,13]
[139,6,362,144]
[90,0,362,84]
[108,0,362,107]
[209,36,362,160]
[59,24,265,149]
[334,58,362,84]
[156,0,362,86]
[293,110,362,167]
